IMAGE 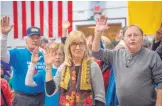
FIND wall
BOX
[0,1,128,47]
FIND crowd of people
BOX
[0,15,162,106]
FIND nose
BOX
[76,45,80,49]
[56,54,60,58]
[130,34,135,40]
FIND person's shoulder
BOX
[144,48,156,54]
[0,78,8,87]
[90,61,100,70]
[143,48,160,59]
[90,61,98,66]
[57,63,66,72]
[114,48,126,55]
[9,47,26,52]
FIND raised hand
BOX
[1,16,13,35]
[62,20,70,29]
[95,15,109,32]
[62,21,71,37]
[155,29,162,41]
[44,47,55,67]
[31,47,42,64]
[86,35,93,51]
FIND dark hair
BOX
[123,24,144,36]
[40,38,49,44]
[0,64,4,70]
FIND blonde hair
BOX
[64,30,90,66]
[48,42,64,55]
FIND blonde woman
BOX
[45,31,105,106]
[25,42,64,106]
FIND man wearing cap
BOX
[0,16,45,106]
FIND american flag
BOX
[2,1,73,39]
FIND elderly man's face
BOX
[124,26,143,53]
[26,34,41,50]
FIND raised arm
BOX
[25,47,42,86]
[92,15,108,52]
[0,16,13,63]
[61,21,70,44]
[91,15,115,64]
[45,47,62,96]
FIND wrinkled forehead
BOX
[124,26,143,36]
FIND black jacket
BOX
[152,40,162,60]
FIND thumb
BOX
[9,25,14,30]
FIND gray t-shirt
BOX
[92,47,162,106]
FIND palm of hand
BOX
[156,33,162,40]
[31,55,40,64]
[62,21,70,29]
[1,26,11,35]
[95,24,107,32]
[44,54,53,66]
[1,16,13,35]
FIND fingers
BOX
[33,47,39,55]
[6,16,10,26]
[1,16,10,26]
[2,17,6,26]
[10,25,14,29]
[46,47,50,54]
[98,15,108,25]
[105,23,109,29]
[62,20,70,29]
[4,16,7,26]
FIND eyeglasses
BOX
[70,42,85,48]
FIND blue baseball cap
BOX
[26,26,41,36]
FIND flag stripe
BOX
[48,1,53,38]
[26,2,31,30]
[13,1,18,38]
[18,2,22,39]
[63,1,68,21]
[68,1,73,33]
[44,1,48,38]
[11,1,72,39]
[39,1,44,36]
[58,1,62,37]
[31,1,35,26]
[22,1,26,37]
[53,2,58,38]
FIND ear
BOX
[25,36,28,45]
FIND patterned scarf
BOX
[60,59,92,90]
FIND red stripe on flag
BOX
[68,1,73,33]
[40,1,44,36]
[48,1,53,38]
[22,1,26,38]
[13,1,18,39]
[31,1,35,26]
[58,1,62,38]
